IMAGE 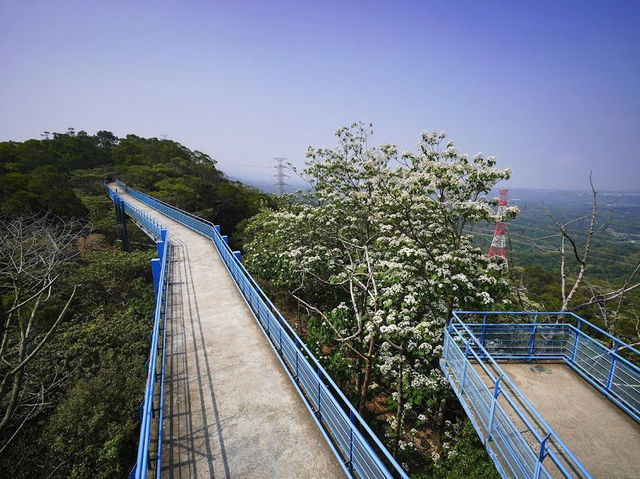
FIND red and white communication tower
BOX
[488,189,509,261]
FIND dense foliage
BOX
[0,129,269,476]
[1,126,637,478]
[0,128,271,246]
[0,240,155,477]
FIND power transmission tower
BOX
[273,157,288,195]
[488,189,509,263]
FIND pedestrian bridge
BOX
[441,311,640,479]
[106,181,408,479]
[107,181,640,479]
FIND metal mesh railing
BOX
[442,316,591,479]
[105,182,165,239]
[112,180,409,479]
[443,311,640,479]
[106,183,171,479]
[453,312,640,424]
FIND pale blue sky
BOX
[1,0,638,190]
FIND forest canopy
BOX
[0,128,271,477]
[0,129,270,245]
[1,125,638,478]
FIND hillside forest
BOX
[0,126,638,478]
[0,129,269,477]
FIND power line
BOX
[216,161,273,169]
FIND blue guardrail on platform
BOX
[441,311,640,479]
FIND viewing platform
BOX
[441,311,640,479]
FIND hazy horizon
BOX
[1,1,639,190]
[228,169,640,194]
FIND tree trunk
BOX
[358,334,376,415]
[393,353,404,458]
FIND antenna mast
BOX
[488,189,509,262]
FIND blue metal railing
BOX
[106,184,171,479]
[113,180,409,479]
[107,182,165,239]
[441,311,640,479]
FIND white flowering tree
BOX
[246,123,397,414]
[243,124,515,462]
[373,131,516,455]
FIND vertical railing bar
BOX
[295,338,300,383]
[460,340,470,395]
[570,326,580,364]
[606,343,619,391]
[485,375,503,445]
[317,368,323,417]
[349,409,355,471]
[481,313,487,347]
[533,433,551,479]
[528,324,538,359]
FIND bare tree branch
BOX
[0,213,86,437]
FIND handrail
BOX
[113,180,409,479]
[465,321,640,377]
[445,310,640,479]
[155,241,171,479]
[106,181,166,239]
[449,314,591,478]
[116,179,215,227]
[455,310,640,358]
[135,240,170,479]
[105,183,171,479]
[455,312,640,419]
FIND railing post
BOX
[570,328,580,364]
[349,409,355,471]
[606,343,619,391]
[485,375,503,445]
[528,324,538,359]
[294,338,299,383]
[151,258,161,293]
[460,340,470,395]
[534,433,551,479]
[442,327,450,363]
[317,368,323,417]
[156,240,165,261]
[481,314,487,347]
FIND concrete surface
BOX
[108,184,344,479]
[500,362,640,479]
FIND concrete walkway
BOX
[501,362,640,479]
[109,185,343,478]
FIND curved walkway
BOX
[110,184,343,478]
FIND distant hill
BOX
[0,130,273,247]
[477,187,640,284]
[227,173,308,194]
